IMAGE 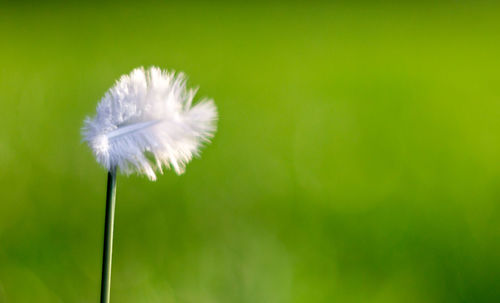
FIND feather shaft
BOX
[107,120,162,140]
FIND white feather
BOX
[82,66,218,180]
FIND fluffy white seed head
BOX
[82,66,218,180]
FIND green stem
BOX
[100,167,117,303]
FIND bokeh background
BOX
[1,1,499,302]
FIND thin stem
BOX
[100,167,117,303]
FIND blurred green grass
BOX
[0,1,499,302]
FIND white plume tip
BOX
[82,66,218,180]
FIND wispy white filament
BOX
[82,66,218,180]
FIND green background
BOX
[1,1,499,302]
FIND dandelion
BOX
[82,66,217,303]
